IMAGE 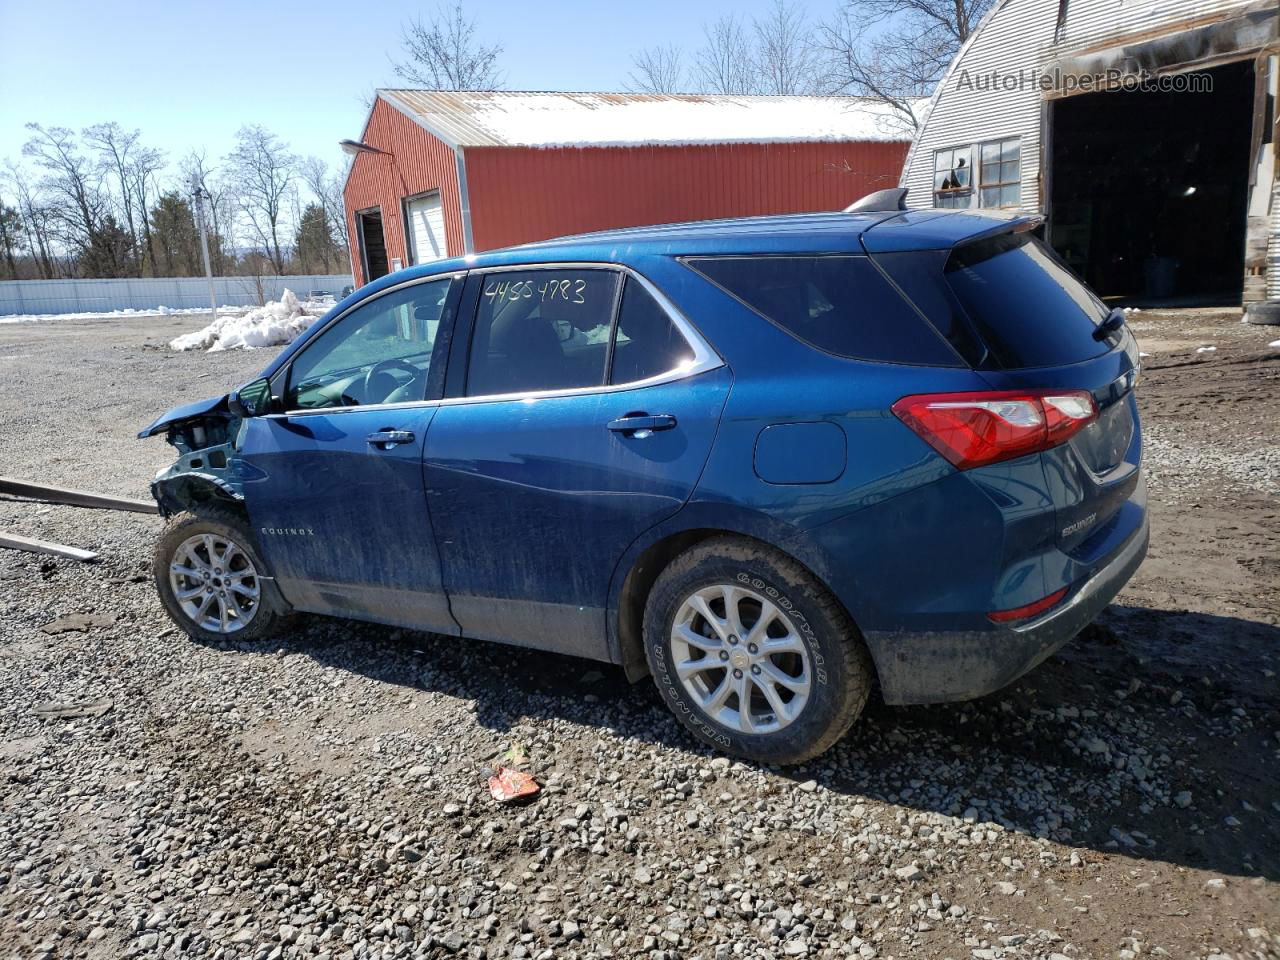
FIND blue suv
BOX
[141,200,1147,764]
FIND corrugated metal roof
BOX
[377,90,913,149]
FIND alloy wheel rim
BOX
[168,533,262,634]
[669,582,812,735]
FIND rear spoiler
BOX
[860,206,1044,254]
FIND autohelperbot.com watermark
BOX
[953,67,1213,96]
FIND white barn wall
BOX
[902,0,1262,214]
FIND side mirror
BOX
[231,377,273,418]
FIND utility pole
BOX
[190,178,218,320]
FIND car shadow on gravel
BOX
[199,601,1279,883]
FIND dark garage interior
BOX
[357,208,390,283]
[1048,59,1255,305]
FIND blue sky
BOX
[0,0,840,179]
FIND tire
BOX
[1244,301,1280,326]
[643,536,874,765]
[153,505,288,643]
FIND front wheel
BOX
[153,506,287,643]
[643,537,874,765]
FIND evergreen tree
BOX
[79,214,135,277]
[0,205,23,278]
[294,202,339,273]
[149,191,201,276]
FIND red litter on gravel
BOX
[488,767,540,803]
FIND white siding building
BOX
[901,0,1278,303]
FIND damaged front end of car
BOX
[136,379,271,518]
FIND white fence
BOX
[0,274,354,316]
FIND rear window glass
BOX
[945,233,1110,368]
[686,255,961,366]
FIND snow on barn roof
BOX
[377,89,912,149]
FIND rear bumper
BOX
[867,512,1149,705]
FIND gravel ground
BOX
[0,308,1277,960]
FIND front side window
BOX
[687,255,960,366]
[466,270,619,396]
[610,279,695,384]
[286,277,452,410]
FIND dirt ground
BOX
[0,307,1276,960]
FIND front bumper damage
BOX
[138,393,254,517]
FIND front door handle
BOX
[607,414,677,438]
[366,429,415,448]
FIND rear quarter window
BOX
[685,255,962,367]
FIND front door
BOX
[240,274,461,633]
[424,267,730,659]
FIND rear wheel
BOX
[154,506,287,643]
[644,537,873,764]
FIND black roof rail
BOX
[844,187,909,213]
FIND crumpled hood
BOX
[136,394,230,439]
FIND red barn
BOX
[342,90,912,286]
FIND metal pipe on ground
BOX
[0,532,98,562]
[0,477,158,514]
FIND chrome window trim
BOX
[274,261,723,419]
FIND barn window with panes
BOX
[978,137,1021,207]
[933,146,974,208]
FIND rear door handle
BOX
[607,414,677,437]
[366,429,415,448]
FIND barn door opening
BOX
[357,207,389,284]
[1048,59,1254,306]
[404,191,447,264]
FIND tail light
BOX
[988,586,1069,623]
[892,389,1097,470]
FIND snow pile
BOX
[170,290,322,352]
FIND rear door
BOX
[423,266,729,659]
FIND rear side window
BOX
[686,255,961,366]
[610,279,695,384]
[466,270,619,396]
[945,233,1110,368]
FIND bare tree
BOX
[181,150,234,274]
[82,122,166,274]
[300,156,349,253]
[22,123,107,262]
[83,122,142,269]
[820,0,994,129]
[627,44,687,94]
[129,144,165,273]
[754,0,819,95]
[625,4,821,97]
[3,161,55,278]
[393,3,503,90]
[696,15,759,95]
[226,125,297,274]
